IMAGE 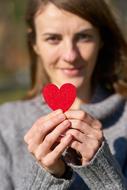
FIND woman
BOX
[0,0,127,189]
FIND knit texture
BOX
[0,87,127,190]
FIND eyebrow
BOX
[41,28,95,36]
[42,33,61,36]
[77,28,95,33]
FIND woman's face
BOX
[33,3,102,89]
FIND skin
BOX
[33,3,102,107]
[24,3,103,177]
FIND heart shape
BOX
[42,83,76,112]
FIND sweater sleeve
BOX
[71,140,127,190]
[0,132,14,190]
[0,102,75,190]
[21,160,75,190]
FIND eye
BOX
[76,33,93,42]
[45,35,61,45]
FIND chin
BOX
[56,77,85,89]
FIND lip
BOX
[58,66,84,77]
[59,65,83,70]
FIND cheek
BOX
[38,44,60,66]
[80,43,100,62]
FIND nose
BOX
[61,40,79,63]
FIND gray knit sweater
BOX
[0,87,127,190]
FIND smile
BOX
[58,66,84,77]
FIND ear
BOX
[33,44,40,55]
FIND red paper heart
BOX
[42,83,76,112]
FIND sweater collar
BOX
[80,86,125,120]
[35,86,125,121]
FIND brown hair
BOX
[25,0,127,98]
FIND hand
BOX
[24,109,73,177]
[64,110,103,165]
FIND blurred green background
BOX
[0,1,29,104]
[0,0,127,104]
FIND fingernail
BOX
[58,113,65,120]
[56,109,63,114]
[63,120,71,126]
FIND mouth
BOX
[58,66,84,77]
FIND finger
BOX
[65,110,94,125]
[66,127,102,144]
[91,120,102,130]
[33,120,71,160]
[65,110,102,130]
[66,129,84,143]
[65,110,102,131]
[44,134,73,164]
[68,119,103,141]
[24,109,63,142]
[66,128,103,143]
[70,139,100,162]
[40,109,63,122]
[24,111,65,144]
[29,109,63,134]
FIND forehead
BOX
[34,3,94,32]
